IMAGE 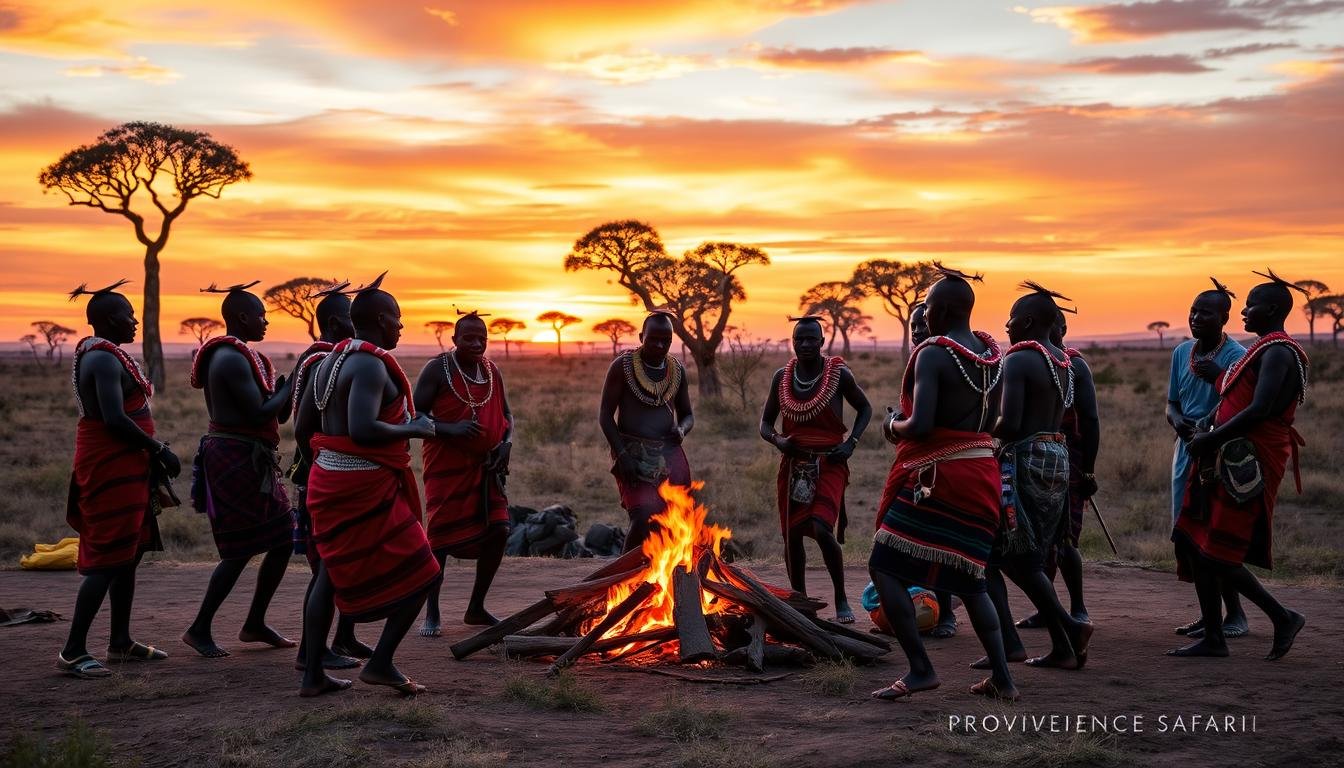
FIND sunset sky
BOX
[1,0,1341,349]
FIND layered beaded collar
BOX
[1220,331,1308,403]
[1007,339,1075,409]
[780,356,845,421]
[622,348,683,407]
[71,337,152,417]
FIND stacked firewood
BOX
[451,548,889,675]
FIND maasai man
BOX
[289,282,370,672]
[1164,279,1249,640]
[982,281,1093,672]
[183,281,295,658]
[1018,308,1100,627]
[297,274,441,696]
[1169,270,1308,660]
[599,311,694,551]
[415,310,514,635]
[759,315,872,624]
[912,303,959,640]
[58,281,180,678]
[868,267,1018,701]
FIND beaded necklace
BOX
[316,338,416,419]
[1220,331,1309,403]
[1007,340,1075,409]
[899,333,1002,431]
[191,335,275,394]
[623,348,683,406]
[779,356,844,421]
[443,348,495,422]
[71,337,153,417]
[1188,334,1229,376]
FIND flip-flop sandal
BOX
[1015,614,1045,629]
[931,624,957,639]
[835,610,856,625]
[1222,624,1249,639]
[392,680,427,697]
[107,642,168,662]
[57,654,112,679]
[1174,618,1204,635]
[970,677,1020,701]
[871,679,940,701]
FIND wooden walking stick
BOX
[1088,498,1119,555]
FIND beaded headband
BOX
[1251,269,1309,296]
[200,280,261,294]
[68,278,131,301]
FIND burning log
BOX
[701,575,841,661]
[502,627,677,659]
[722,643,814,669]
[672,566,716,664]
[744,614,767,672]
[545,564,647,609]
[810,616,892,652]
[547,581,660,676]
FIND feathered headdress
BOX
[1018,280,1073,303]
[309,280,354,299]
[933,261,984,283]
[348,271,388,294]
[455,306,491,319]
[1208,276,1237,299]
[200,280,261,294]
[1251,268,1309,296]
[68,279,130,301]
[786,314,826,323]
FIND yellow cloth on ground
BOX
[20,538,79,570]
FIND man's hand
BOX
[157,446,182,478]
[487,441,512,472]
[1080,473,1099,499]
[274,374,289,393]
[772,434,798,457]
[827,439,856,463]
[1188,431,1218,458]
[1191,359,1223,385]
[439,420,485,439]
[667,424,686,446]
[1174,417,1197,442]
[408,414,437,439]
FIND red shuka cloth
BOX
[306,342,438,619]
[776,388,850,539]
[190,335,281,444]
[422,356,511,557]
[1175,333,1307,573]
[67,339,162,574]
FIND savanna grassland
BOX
[1,345,1340,581]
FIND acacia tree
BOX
[19,334,40,365]
[593,318,637,356]
[489,318,525,359]
[32,321,76,364]
[719,329,772,409]
[264,277,333,341]
[179,317,223,347]
[425,321,455,352]
[537,311,581,357]
[1309,295,1344,348]
[39,122,251,389]
[799,280,870,356]
[1147,320,1171,349]
[850,260,938,359]
[1296,280,1329,344]
[564,220,769,396]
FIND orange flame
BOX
[597,480,731,640]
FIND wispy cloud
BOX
[1066,54,1212,74]
[1026,0,1344,43]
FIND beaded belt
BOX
[315,449,380,472]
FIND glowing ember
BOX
[594,481,731,640]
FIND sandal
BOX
[871,679,940,701]
[970,677,1020,701]
[56,653,112,679]
[107,642,168,662]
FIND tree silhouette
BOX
[263,277,333,341]
[537,311,581,357]
[564,220,769,396]
[425,321,455,352]
[488,318,525,359]
[32,321,76,364]
[799,281,870,356]
[592,318,637,356]
[719,329,771,409]
[850,260,939,359]
[1309,295,1344,348]
[179,317,223,347]
[1147,320,1171,349]
[39,122,252,389]
[1295,280,1329,344]
[19,334,40,365]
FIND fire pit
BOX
[451,482,889,674]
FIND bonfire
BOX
[451,482,889,674]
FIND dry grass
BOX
[3,346,1342,581]
[0,719,127,768]
[500,666,605,712]
[799,659,857,697]
[887,726,1136,768]
[635,696,734,741]
[98,673,202,702]
[674,741,778,768]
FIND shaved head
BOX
[1248,283,1293,321]
[86,291,131,325]
[221,289,263,320]
[351,289,397,329]
[642,312,674,334]
[1196,289,1233,313]
[315,292,351,328]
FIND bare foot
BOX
[360,667,427,697]
[463,609,501,627]
[182,629,229,658]
[970,677,1020,701]
[1025,648,1080,670]
[419,619,443,637]
[1166,638,1229,658]
[239,625,297,648]
[299,675,353,698]
[293,650,361,672]
[1265,611,1305,661]
[971,650,1026,669]
[331,638,374,659]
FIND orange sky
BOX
[1,1,1341,348]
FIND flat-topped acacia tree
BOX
[39,122,252,389]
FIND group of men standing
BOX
[55,266,1309,701]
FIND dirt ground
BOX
[2,558,1341,768]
